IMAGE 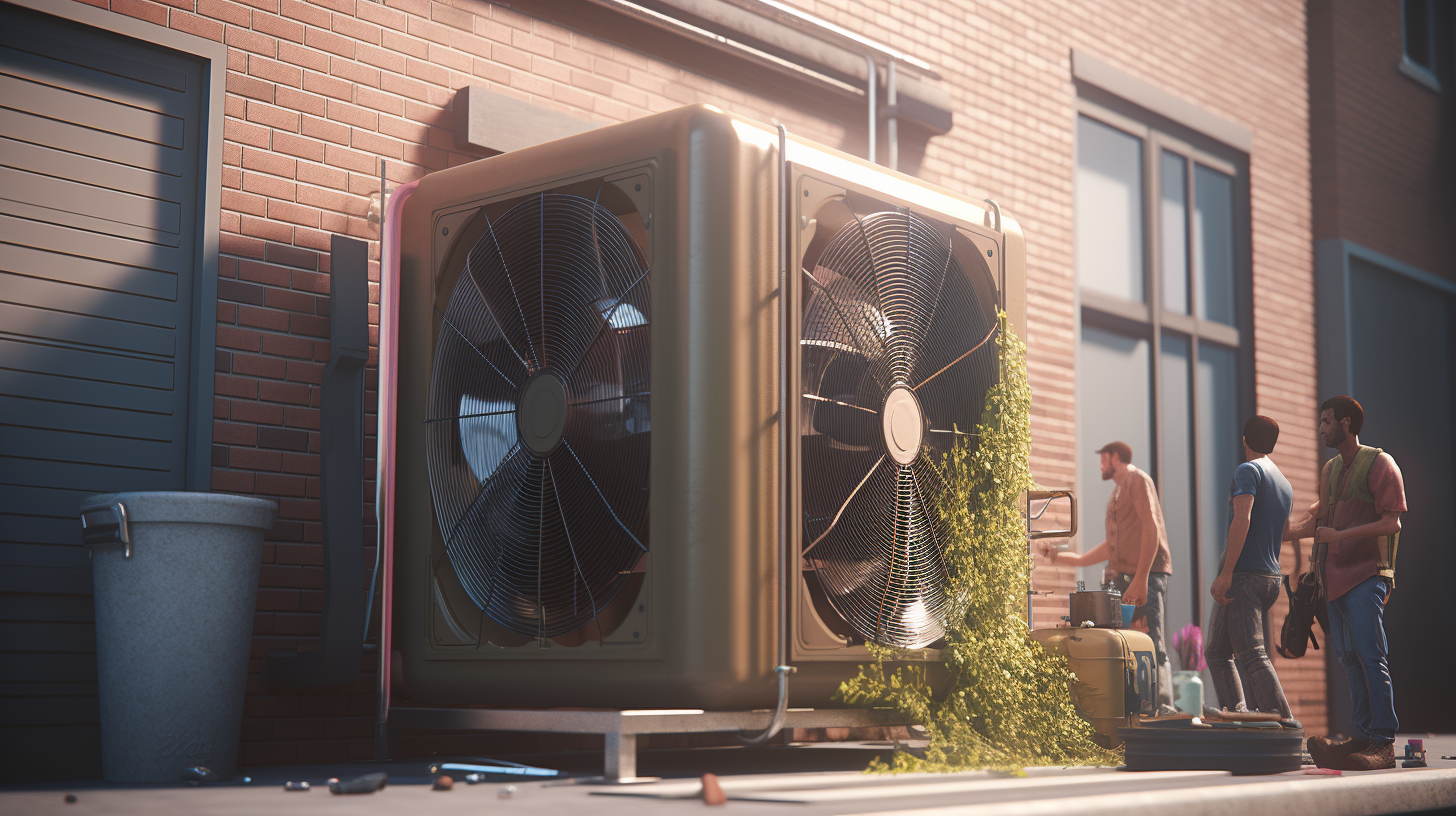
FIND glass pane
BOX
[1159,333,1195,665]
[1077,326,1152,588]
[1194,165,1235,325]
[1160,151,1189,314]
[1077,116,1144,303]
[1196,342,1239,700]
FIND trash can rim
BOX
[83,491,278,530]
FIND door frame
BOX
[6,0,225,490]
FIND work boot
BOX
[1340,740,1395,771]
[1308,734,1366,768]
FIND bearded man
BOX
[1285,396,1406,771]
[1042,441,1176,714]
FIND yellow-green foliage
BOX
[837,313,1120,773]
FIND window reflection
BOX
[1195,165,1235,325]
[1077,116,1144,303]
[1161,152,1189,314]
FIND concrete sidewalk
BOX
[5,735,1453,815]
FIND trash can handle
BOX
[80,502,132,558]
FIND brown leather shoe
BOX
[1340,741,1395,771]
[1308,735,1366,768]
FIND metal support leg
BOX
[604,733,636,781]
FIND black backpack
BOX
[1276,539,1328,659]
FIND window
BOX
[1074,102,1248,646]
[1401,0,1442,91]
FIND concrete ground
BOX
[4,734,1454,816]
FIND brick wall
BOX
[65,0,1324,759]
[1310,0,1455,281]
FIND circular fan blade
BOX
[428,192,650,638]
[801,207,993,648]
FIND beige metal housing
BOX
[393,104,1025,709]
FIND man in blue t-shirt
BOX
[1204,415,1295,719]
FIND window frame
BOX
[1074,97,1254,628]
[1400,0,1443,93]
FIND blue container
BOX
[1121,604,1135,628]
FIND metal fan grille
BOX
[800,208,997,648]
[426,192,650,639]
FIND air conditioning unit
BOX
[389,104,1026,710]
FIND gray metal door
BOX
[0,2,208,779]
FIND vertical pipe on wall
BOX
[887,60,898,171]
[864,53,877,163]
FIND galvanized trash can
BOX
[80,492,277,782]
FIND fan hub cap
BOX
[882,387,924,465]
[518,371,568,455]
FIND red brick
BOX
[238,258,292,287]
[405,56,450,88]
[323,143,378,174]
[291,268,330,294]
[268,199,320,228]
[260,379,312,405]
[225,24,276,58]
[211,468,254,493]
[213,421,258,446]
[330,12,381,45]
[238,304,291,332]
[351,128,404,160]
[290,313,330,338]
[225,117,271,149]
[264,286,316,312]
[296,161,348,191]
[245,100,300,132]
[240,215,293,244]
[169,9,225,41]
[112,0,168,24]
[329,56,380,88]
[216,325,262,352]
[278,0,327,26]
[241,171,295,200]
[284,405,321,430]
[300,114,350,146]
[222,189,267,217]
[261,332,316,359]
[231,446,283,471]
[231,398,285,425]
[257,472,308,497]
[219,278,265,306]
[249,54,302,88]
[381,70,439,104]
[220,233,265,259]
[233,352,288,379]
[302,69,353,102]
[252,14,302,43]
[265,241,319,270]
[226,71,275,103]
[241,146,295,177]
[214,373,256,398]
[354,0,405,29]
[273,132,327,163]
[275,86,327,118]
[277,40,328,73]
[356,41,406,74]
[304,26,354,59]
[354,85,404,117]
[381,27,428,60]
[197,0,249,25]
[285,360,326,383]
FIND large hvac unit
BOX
[388,104,1026,710]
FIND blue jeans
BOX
[1326,575,1398,743]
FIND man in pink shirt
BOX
[1042,441,1176,714]
[1285,396,1406,771]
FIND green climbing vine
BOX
[837,313,1120,773]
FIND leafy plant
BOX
[837,313,1120,773]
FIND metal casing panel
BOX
[393,105,1030,710]
[395,105,786,708]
